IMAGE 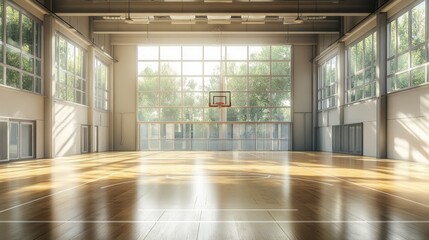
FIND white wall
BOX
[387,86,429,163]
[53,102,88,156]
[0,87,45,158]
[293,45,313,150]
[317,108,339,152]
[113,45,137,151]
[93,110,110,152]
[344,99,377,157]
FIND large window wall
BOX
[0,1,42,94]
[137,45,292,150]
[388,0,426,92]
[346,31,377,103]
[94,58,109,110]
[318,56,338,110]
[55,34,87,105]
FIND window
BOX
[137,45,292,122]
[388,1,426,92]
[0,2,42,94]
[318,56,338,110]
[94,58,109,110]
[346,31,377,103]
[55,34,87,105]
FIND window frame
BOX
[94,57,109,111]
[137,44,293,123]
[345,30,378,103]
[0,1,43,94]
[55,33,87,105]
[387,0,427,93]
[318,55,339,111]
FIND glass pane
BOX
[183,92,203,107]
[35,78,42,94]
[183,62,202,75]
[349,46,356,75]
[411,67,425,86]
[22,14,34,54]
[227,46,247,60]
[6,6,20,48]
[0,2,3,41]
[159,76,180,91]
[138,46,158,60]
[183,108,203,121]
[271,107,290,122]
[138,62,158,75]
[272,62,290,75]
[204,46,221,60]
[356,40,363,71]
[6,68,20,88]
[364,35,373,67]
[6,46,20,68]
[226,107,247,122]
[411,2,425,47]
[138,91,159,107]
[183,46,202,60]
[272,77,291,91]
[204,62,221,76]
[272,46,291,60]
[22,55,33,73]
[272,92,291,107]
[249,77,269,91]
[183,77,203,91]
[231,92,247,106]
[249,46,270,60]
[397,53,409,71]
[227,62,247,75]
[160,92,181,106]
[397,72,409,89]
[59,37,67,69]
[138,108,159,121]
[388,21,396,57]
[67,42,75,73]
[0,66,3,85]
[411,46,426,67]
[22,74,33,91]
[249,61,270,75]
[226,77,247,91]
[397,13,409,53]
[160,46,181,60]
[160,62,181,75]
[160,108,181,121]
[249,108,271,121]
[204,77,222,91]
[249,93,270,107]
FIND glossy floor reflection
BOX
[0,151,429,239]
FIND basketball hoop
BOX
[215,101,225,108]
[208,91,231,108]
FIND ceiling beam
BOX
[92,20,340,34]
[52,0,374,17]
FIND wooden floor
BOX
[0,151,429,240]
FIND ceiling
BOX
[47,0,384,35]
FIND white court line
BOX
[101,181,137,189]
[0,220,428,223]
[292,162,429,208]
[138,209,298,212]
[0,167,135,214]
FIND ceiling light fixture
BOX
[294,0,304,24]
[124,0,133,23]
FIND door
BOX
[20,122,34,159]
[93,126,99,153]
[81,125,89,153]
[9,121,35,160]
[0,121,8,161]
